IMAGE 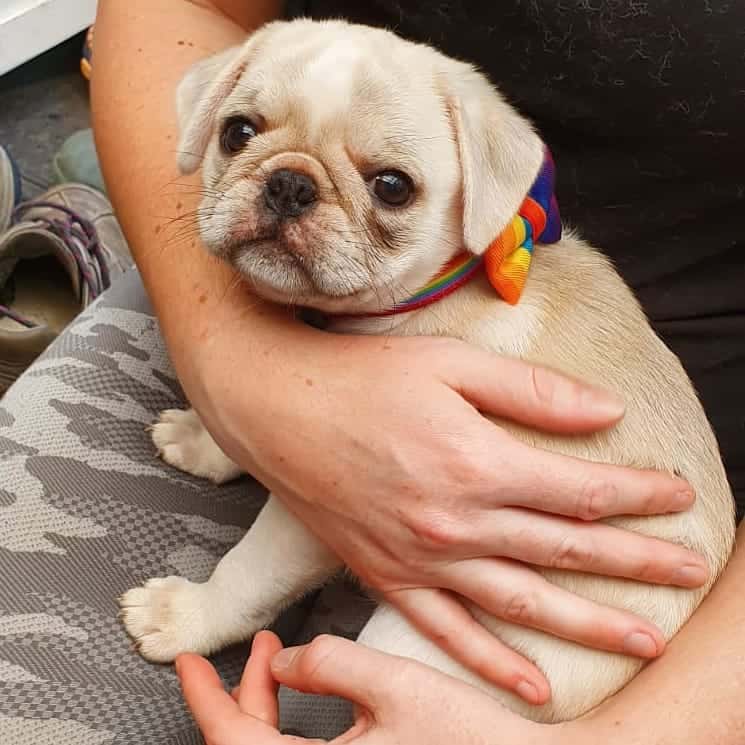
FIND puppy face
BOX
[178,20,544,314]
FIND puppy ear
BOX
[443,63,545,254]
[176,32,265,175]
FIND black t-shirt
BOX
[287,1,745,519]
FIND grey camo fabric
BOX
[0,270,371,744]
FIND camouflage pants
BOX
[0,271,371,744]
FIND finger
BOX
[487,437,694,521]
[271,635,399,711]
[387,587,550,704]
[238,631,283,725]
[446,348,626,433]
[442,559,667,658]
[472,508,708,587]
[273,637,534,745]
[175,654,244,742]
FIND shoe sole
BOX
[0,146,22,233]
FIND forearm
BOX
[91,0,293,374]
[583,520,745,745]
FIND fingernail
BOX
[585,386,626,419]
[271,646,301,671]
[516,680,541,704]
[672,563,709,587]
[174,657,182,675]
[672,488,695,510]
[623,632,659,658]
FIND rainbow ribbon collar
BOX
[351,146,561,318]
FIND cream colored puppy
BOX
[121,19,735,723]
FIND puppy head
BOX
[178,20,544,313]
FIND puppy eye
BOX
[372,170,413,207]
[220,117,258,154]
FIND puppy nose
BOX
[264,169,318,217]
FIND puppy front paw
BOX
[151,409,242,484]
[120,576,222,662]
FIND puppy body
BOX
[122,20,735,723]
[344,235,733,721]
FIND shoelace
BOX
[0,201,110,328]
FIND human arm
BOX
[92,0,707,703]
[91,0,283,357]
[574,517,745,744]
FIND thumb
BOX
[445,345,626,434]
[270,635,409,712]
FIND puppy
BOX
[121,19,735,723]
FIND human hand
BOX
[177,631,592,745]
[176,632,313,745]
[178,303,707,704]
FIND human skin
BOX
[93,0,709,704]
[178,538,745,745]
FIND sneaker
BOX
[52,129,107,195]
[0,145,22,234]
[0,184,132,392]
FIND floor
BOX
[0,33,91,198]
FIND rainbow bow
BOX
[484,146,562,304]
